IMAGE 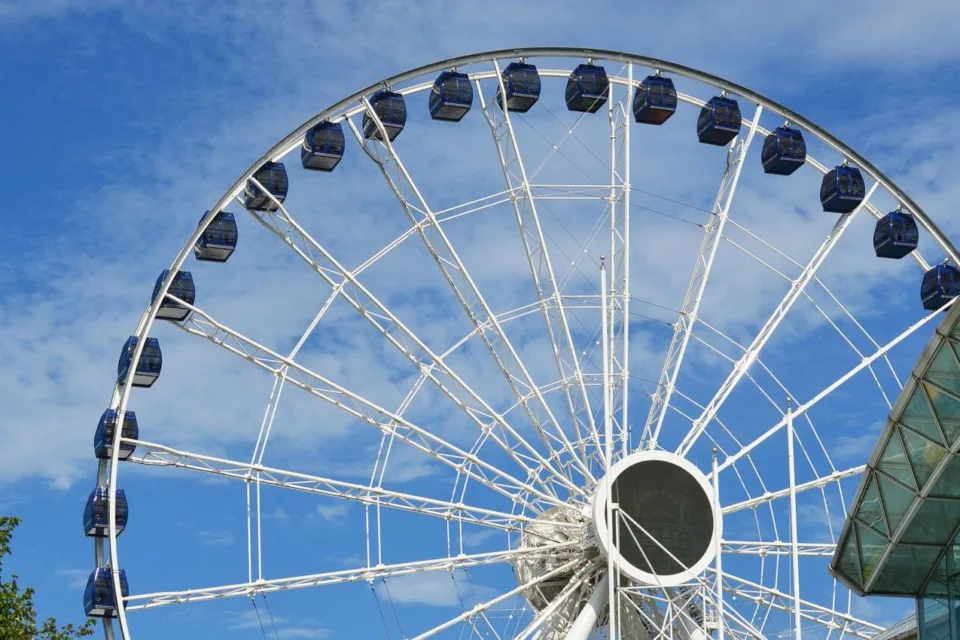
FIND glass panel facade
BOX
[919,593,952,640]
[836,529,863,589]
[927,381,960,446]
[873,545,941,592]
[858,475,889,536]
[901,426,946,489]
[930,457,960,499]
[878,429,919,489]
[858,523,888,584]
[930,343,960,396]
[917,538,960,639]
[903,385,947,445]
[877,473,917,534]
[903,499,960,545]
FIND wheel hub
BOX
[591,451,721,587]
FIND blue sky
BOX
[4,1,960,638]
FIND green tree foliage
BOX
[0,517,96,639]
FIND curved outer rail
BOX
[97,47,959,639]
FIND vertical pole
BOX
[601,258,617,639]
[608,66,619,459]
[787,397,801,639]
[621,62,632,459]
[246,480,252,584]
[566,574,610,640]
[256,475,263,581]
[712,449,725,640]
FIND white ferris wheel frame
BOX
[94,47,960,640]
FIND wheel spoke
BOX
[410,557,583,640]
[243,177,584,500]
[645,104,763,449]
[346,101,594,484]
[720,541,836,556]
[717,571,883,637]
[475,62,601,466]
[170,295,566,509]
[129,439,572,534]
[514,564,599,639]
[125,544,577,610]
[678,181,881,456]
[721,464,865,514]
[713,299,954,477]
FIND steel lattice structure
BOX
[90,48,960,639]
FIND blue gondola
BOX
[194,211,238,263]
[301,121,345,172]
[874,210,919,259]
[922,264,960,311]
[151,270,195,321]
[633,75,677,125]
[565,63,609,114]
[243,161,288,212]
[362,91,406,142]
[429,71,473,122]
[821,165,865,213]
[84,487,128,537]
[84,567,129,618]
[94,409,139,460]
[761,126,807,175]
[117,336,162,388]
[496,62,541,113]
[697,96,742,146]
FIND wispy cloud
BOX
[376,569,498,608]
[55,568,89,589]
[227,608,331,638]
[314,503,349,523]
[197,529,235,547]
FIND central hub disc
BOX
[591,451,721,587]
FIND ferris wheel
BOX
[82,48,960,639]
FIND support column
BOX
[566,576,609,640]
[713,449,725,640]
[787,397,801,639]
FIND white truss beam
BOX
[126,543,577,610]
[128,439,576,534]
[476,61,600,466]
[678,181,881,456]
[645,105,763,449]
[717,572,882,638]
[720,541,836,557]
[411,557,582,639]
[515,562,600,639]
[243,177,584,500]
[607,65,632,460]
[171,297,566,510]
[347,105,593,483]
[715,298,955,476]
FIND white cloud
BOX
[461,527,501,549]
[376,569,498,608]
[55,568,90,590]
[266,507,291,522]
[227,608,331,638]
[831,421,884,462]
[196,529,234,547]
[314,503,349,522]
[228,609,282,631]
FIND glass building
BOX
[830,301,960,639]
